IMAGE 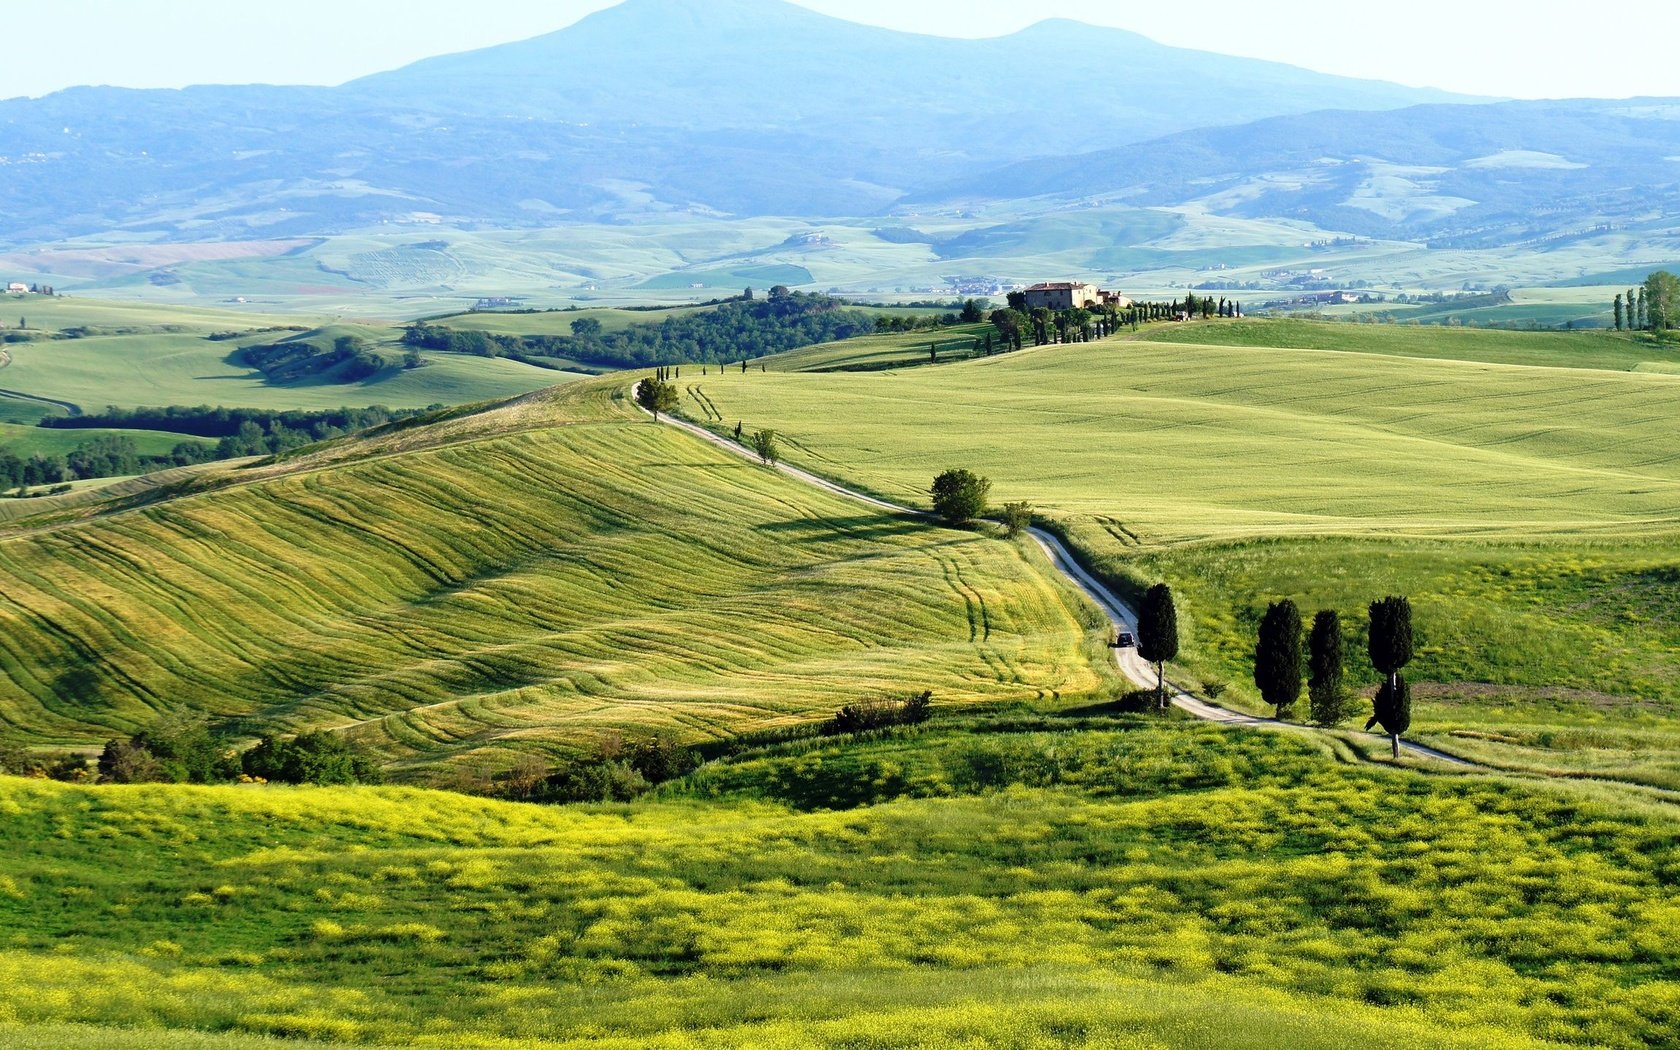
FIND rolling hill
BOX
[690,321,1680,788]
[0,377,1109,777]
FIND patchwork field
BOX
[689,324,1680,787]
[2,718,1677,1049]
[0,379,1109,777]
[0,296,566,414]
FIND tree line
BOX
[987,292,1240,350]
[8,404,437,487]
[0,717,382,786]
[407,290,876,368]
[1613,271,1680,334]
[0,434,217,492]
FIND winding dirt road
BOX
[640,391,1469,766]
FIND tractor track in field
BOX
[638,389,1473,768]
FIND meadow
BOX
[690,327,1680,786]
[0,378,1109,777]
[1139,318,1678,372]
[0,297,565,414]
[2,718,1677,1048]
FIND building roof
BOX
[1024,282,1095,292]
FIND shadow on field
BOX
[754,514,926,542]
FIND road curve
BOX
[638,391,1470,766]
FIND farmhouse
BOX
[1022,282,1133,311]
[5,283,29,294]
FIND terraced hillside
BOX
[690,328,1680,788]
[0,380,1108,777]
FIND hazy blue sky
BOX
[6,0,1678,101]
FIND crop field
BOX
[0,379,1107,776]
[3,719,1678,1048]
[430,304,714,338]
[0,423,211,459]
[764,323,997,372]
[690,329,1680,786]
[0,328,563,413]
[1141,318,1678,372]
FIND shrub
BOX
[826,691,934,735]
[241,732,383,785]
[1000,501,1032,537]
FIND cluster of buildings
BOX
[1020,282,1132,311]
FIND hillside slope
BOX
[0,379,1108,777]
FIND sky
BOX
[5,0,1679,102]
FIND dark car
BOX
[1114,631,1136,649]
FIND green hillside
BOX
[0,298,567,414]
[1140,318,1679,372]
[2,718,1675,1048]
[0,379,1107,777]
[690,329,1680,788]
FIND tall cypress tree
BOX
[1628,289,1640,330]
[1614,293,1625,332]
[1366,596,1415,757]
[1136,584,1180,711]
[1307,610,1348,726]
[1638,289,1649,331]
[1254,600,1304,718]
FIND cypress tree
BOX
[1366,596,1415,757]
[1307,610,1347,726]
[1615,293,1625,331]
[1136,584,1180,710]
[1254,599,1304,718]
[1370,676,1412,756]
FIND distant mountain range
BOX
[0,0,1474,246]
[918,98,1680,247]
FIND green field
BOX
[0,379,1107,776]
[1142,318,1680,372]
[0,298,569,414]
[763,322,997,372]
[689,325,1680,787]
[0,423,210,460]
[2,717,1676,1048]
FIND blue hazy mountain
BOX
[910,98,1680,246]
[0,0,1474,245]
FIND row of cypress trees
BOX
[1132,584,1415,758]
[1254,596,1414,756]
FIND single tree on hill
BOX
[1307,609,1348,726]
[1366,595,1415,757]
[749,429,779,466]
[929,468,991,526]
[1136,583,1179,710]
[1644,271,1680,335]
[636,376,679,422]
[960,299,985,323]
[570,317,603,339]
[1254,599,1304,718]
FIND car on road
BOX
[1114,630,1136,649]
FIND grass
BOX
[0,378,1109,777]
[1140,318,1680,373]
[0,424,211,459]
[1,720,1677,1048]
[0,297,568,413]
[763,323,998,372]
[689,326,1680,786]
